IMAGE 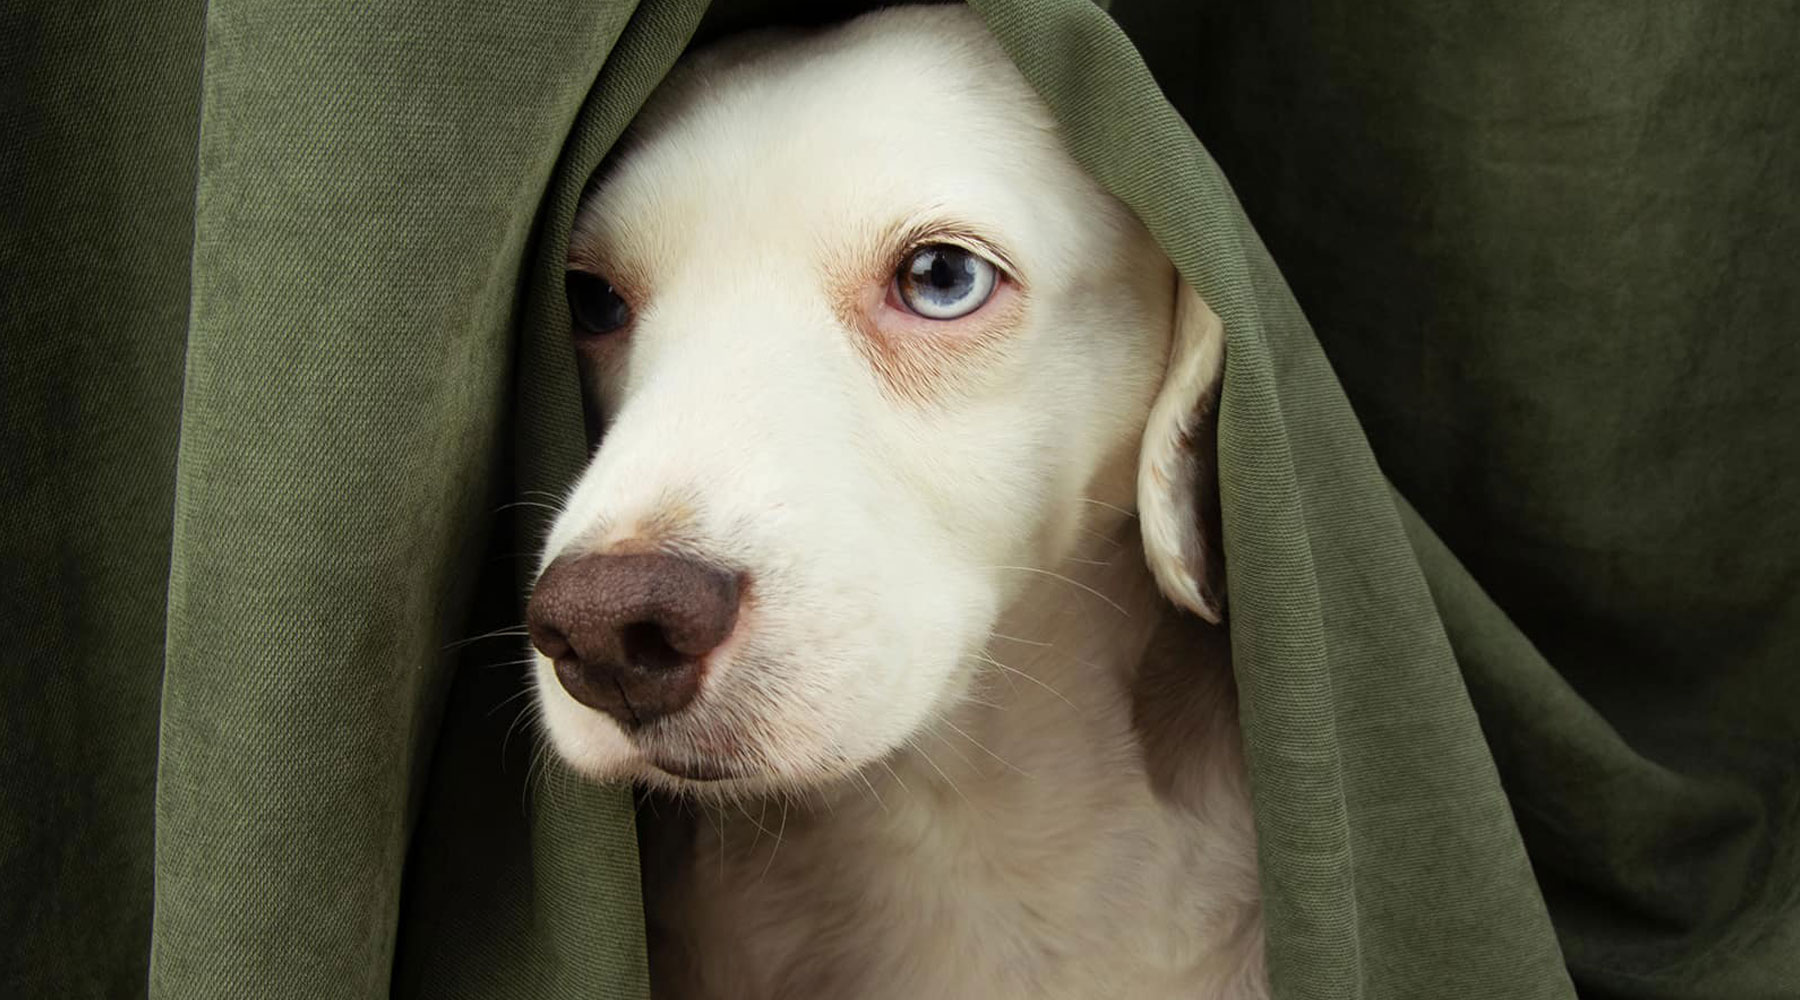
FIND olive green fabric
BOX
[1105,5,1800,996]
[3,3,205,996]
[2,2,1794,999]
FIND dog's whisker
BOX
[929,728,978,771]
[984,564,1130,617]
[482,655,543,670]
[523,738,553,816]
[909,741,973,808]
[967,651,1080,713]
[699,801,727,881]
[987,630,1052,648]
[957,691,1005,710]
[1077,496,1137,519]
[1076,524,1126,549]
[501,701,534,757]
[506,708,545,812]
[943,720,1028,778]
[740,800,777,854]
[536,750,562,807]
[966,673,1015,711]
[851,765,889,814]
[492,499,563,515]
[501,703,542,764]
[967,654,1024,698]
[875,756,912,801]
[444,625,531,651]
[758,797,790,883]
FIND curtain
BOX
[3,1,1793,997]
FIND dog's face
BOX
[529,7,1224,797]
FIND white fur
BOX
[534,7,1264,997]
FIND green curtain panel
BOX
[3,1,1794,997]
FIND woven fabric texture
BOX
[3,1,1794,998]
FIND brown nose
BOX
[527,552,741,727]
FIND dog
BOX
[526,6,1265,997]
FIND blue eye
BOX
[895,244,997,320]
[567,270,631,336]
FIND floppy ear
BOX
[1137,275,1227,623]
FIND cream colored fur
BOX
[534,7,1265,997]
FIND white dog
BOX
[527,6,1265,998]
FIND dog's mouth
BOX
[634,750,841,798]
[645,753,744,783]
[624,711,879,797]
[628,715,776,788]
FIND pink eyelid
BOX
[878,274,1015,335]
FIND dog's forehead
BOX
[580,19,1078,263]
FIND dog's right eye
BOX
[894,244,997,321]
[567,270,631,336]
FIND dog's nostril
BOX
[529,624,573,662]
[620,620,687,673]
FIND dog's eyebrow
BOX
[567,240,605,273]
[885,217,1024,287]
[566,215,608,270]
[565,219,656,309]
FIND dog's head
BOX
[528,7,1224,796]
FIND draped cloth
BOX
[4,1,1794,996]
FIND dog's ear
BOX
[1137,275,1227,624]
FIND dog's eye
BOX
[567,270,631,336]
[895,245,997,320]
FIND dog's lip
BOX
[647,755,743,782]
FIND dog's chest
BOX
[646,727,1262,1000]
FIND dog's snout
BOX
[527,552,741,727]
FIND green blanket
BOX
[4,1,1795,997]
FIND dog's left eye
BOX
[895,245,997,320]
[567,270,631,336]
